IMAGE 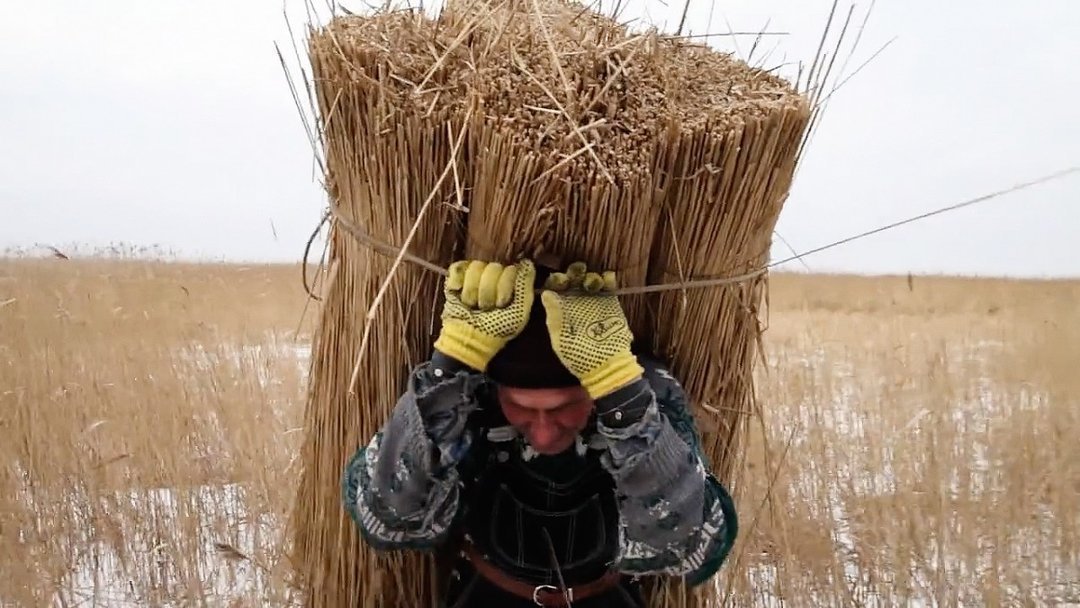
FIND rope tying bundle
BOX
[320,165,1079,296]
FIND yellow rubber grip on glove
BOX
[540,265,643,399]
[434,259,535,371]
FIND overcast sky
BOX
[1,0,1077,277]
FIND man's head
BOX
[496,384,593,455]
[486,266,593,454]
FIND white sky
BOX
[1,0,1077,277]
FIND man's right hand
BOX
[433,259,536,372]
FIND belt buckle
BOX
[532,584,572,606]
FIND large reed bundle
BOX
[288,0,810,605]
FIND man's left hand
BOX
[433,259,536,372]
[539,262,644,399]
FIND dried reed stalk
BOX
[289,1,810,606]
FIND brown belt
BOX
[461,541,622,607]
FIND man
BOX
[343,259,737,607]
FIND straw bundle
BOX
[289,0,810,605]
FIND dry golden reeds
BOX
[4,260,1076,604]
[0,259,310,606]
[288,0,810,605]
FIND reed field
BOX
[1,258,1077,607]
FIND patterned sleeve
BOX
[595,359,738,585]
[341,357,485,551]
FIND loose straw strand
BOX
[345,106,474,394]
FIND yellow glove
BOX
[540,262,644,399]
[433,259,536,372]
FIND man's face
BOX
[496,385,594,455]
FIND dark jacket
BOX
[341,355,737,587]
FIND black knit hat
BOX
[485,265,579,389]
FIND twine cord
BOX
[324,165,1079,295]
[329,205,448,276]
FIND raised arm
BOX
[342,259,537,551]
[538,263,738,584]
[593,362,738,585]
[342,353,483,551]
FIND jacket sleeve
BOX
[342,354,484,551]
[595,359,738,585]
